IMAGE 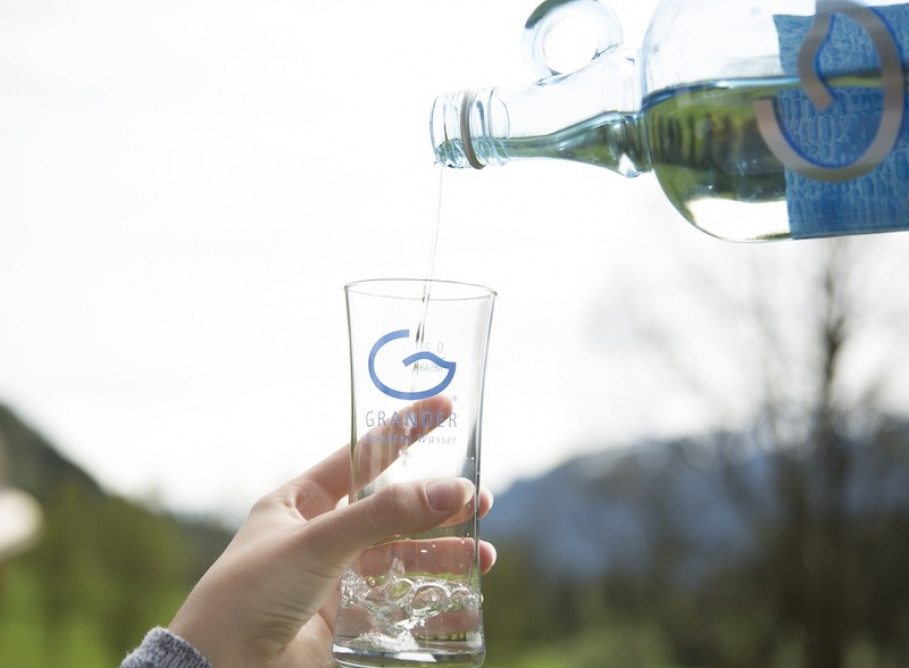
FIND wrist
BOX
[169,603,236,668]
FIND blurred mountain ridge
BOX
[0,398,233,563]
[483,421,909,582]
[0,402,104,506]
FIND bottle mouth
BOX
[430,91,485,170]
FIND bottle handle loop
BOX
[523,0,624,78]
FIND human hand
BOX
[168,397,495,668]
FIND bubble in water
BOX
[386,578,414,602]
[411,584,447,618]
[448,585,471,611]
[338,566,481,632]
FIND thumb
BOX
[303,478,475,566]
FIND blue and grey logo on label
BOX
[368,329,456,400]
[755,0,904,183]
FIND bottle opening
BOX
[430,91,486,170]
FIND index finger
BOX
[352,394,453,493]
[282,394,454,518]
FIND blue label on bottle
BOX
[766,1,909,238]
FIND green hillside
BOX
[0,402,233,667]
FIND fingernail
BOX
[426,479,474,511]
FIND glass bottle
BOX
[431,0,909,241]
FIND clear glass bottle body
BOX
[431,0,909,242]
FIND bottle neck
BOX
[431,90,498,170]
[430,53,650,177]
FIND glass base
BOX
[332,641,485,668]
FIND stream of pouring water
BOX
[401,168,444,458]
[413,166,444,358]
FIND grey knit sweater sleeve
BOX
[121,627,212,668]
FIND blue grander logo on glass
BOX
[368,329,457,400]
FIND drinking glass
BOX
[332,278,496,668]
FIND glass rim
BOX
[344,277,497,301]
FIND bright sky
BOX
[2,0,908,521]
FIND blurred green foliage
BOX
[0,484,231,666]
[481,523,909,668]
[0,403,233,667]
